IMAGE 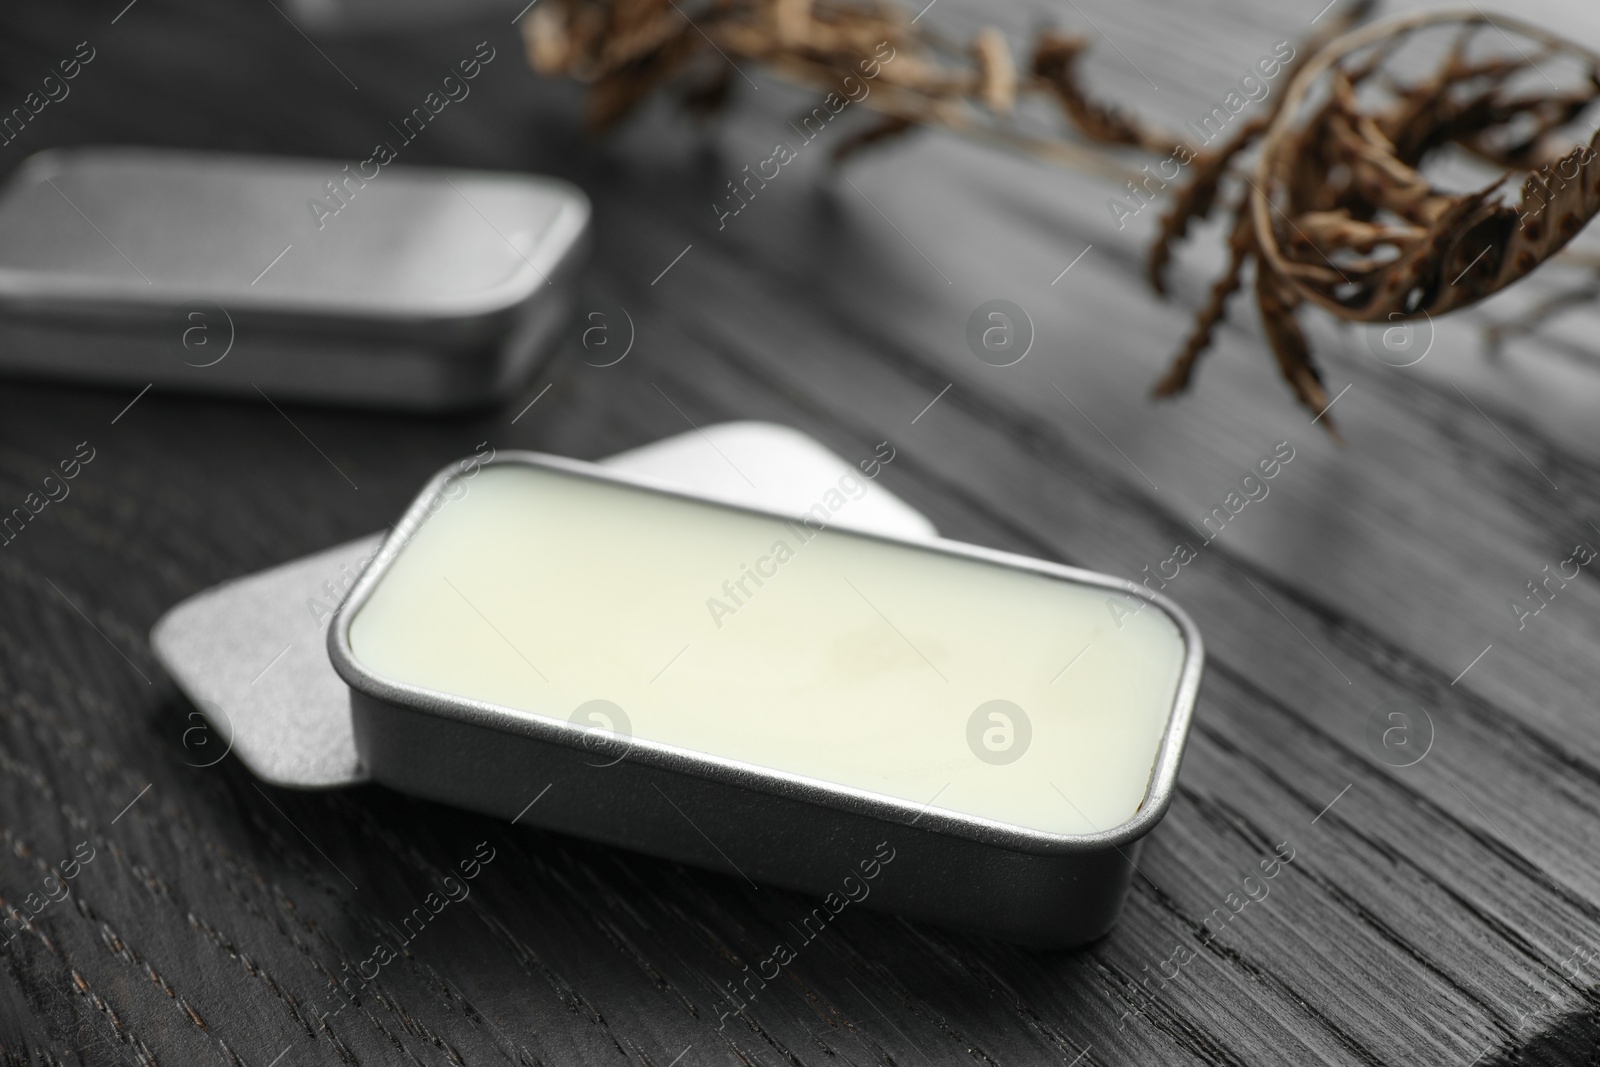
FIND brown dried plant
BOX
[1190,11,1600,433]
[522,3,1600,433]
[522,0,1144,179]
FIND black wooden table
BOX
[2,0,1599,1063]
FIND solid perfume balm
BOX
[345,463,1190,836]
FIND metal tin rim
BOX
[327,452,1206,857]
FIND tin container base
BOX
[351,690,1137,949]
[328,450,1203,949]
[0,279,574,411]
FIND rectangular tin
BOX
[0,147,589,409]
[327,453,1205,946]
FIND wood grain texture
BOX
[0,0,1599,1064]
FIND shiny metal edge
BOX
[328,451,1207,859]
[0,147,593,322]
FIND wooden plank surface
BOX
[1,0,1599,1064]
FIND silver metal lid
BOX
[0,146,589,322]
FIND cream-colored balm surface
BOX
[348,465,1189,836]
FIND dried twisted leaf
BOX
[1155,8,1600,430]
[775,0,811,46]
[1154,201,1256,397]
[1255,256,1337,437]
[1253,16,1600,328]
[525,2,572,73]
[972,28,1015,115]
[1292,210,1425,254]
[1147,117,1266,294]
[1437,141,1600,311]
[1030,31,1162,149]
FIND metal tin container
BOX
[327,452,1205,947]
[0,147,589,409]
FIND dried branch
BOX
[521,2,1600,431]
[1196,9,1600,428]
[1154,197,1256,398]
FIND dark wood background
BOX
[2,0,1600,1063]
